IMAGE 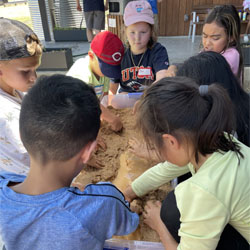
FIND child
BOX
[0,18,42,175]
[67,31,123,132]
[202,5,243,82]
[0,74,139,250]
[125,77,250,250]
[167,5,243,81]
[176,51,250,183]
[130,51,250,183]
[177,51,250,147]
[110,0,169,94]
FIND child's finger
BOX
[96,137,107,151]
[132,100,140,115]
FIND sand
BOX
[75,107,172,242]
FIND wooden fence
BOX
[108,0,246,37]
[158,0,245,36]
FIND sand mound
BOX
[75,107,172,242]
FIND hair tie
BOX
[199,85,209,96]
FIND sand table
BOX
[75,107,172,242]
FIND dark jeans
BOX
[160,190,249,250]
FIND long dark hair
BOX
[177,51,250,147]
[204,5,243,79]
[137,77,243,164]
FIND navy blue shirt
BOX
[113,42,169,93]
[83,0,105,12]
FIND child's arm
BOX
[155,69,168,81]
[83,183,139,240]
[126,161,190,199]
[109,82,119,95]
[76,0,82,11]
[143,201,178,250]
[100,104,123,132]
[124,185,138,202]
[165,65,178,77]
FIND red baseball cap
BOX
[91,31,124,78]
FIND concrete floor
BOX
[158,36,201,64]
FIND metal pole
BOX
[38,0,51,41]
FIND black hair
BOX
[19,74,101,164]
[137,76,242,164]
[204,5,243,79]
[177,51,250,147]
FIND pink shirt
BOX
[221,47,241,82]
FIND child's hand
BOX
[143,200,162,231]
[132,100,140,115]
[87,155,104,168]
[124,185,138,202]
[165,65,177,77]
[76,3,82,11]
[71,181,85,191]
[129,138,150,160]
[100,104,123,132]
[96,136,107,151]
[130,199,143,214]
[110,116,123,132]
[129,138,159,162]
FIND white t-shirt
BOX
[0,88,29,175]
[67,56,110,99]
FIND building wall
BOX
[158,0,244,36]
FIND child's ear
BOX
[162,134,180,150]
[80,140,97,164]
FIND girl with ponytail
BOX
[125,77,250,250]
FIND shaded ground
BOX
[75,108,172,242]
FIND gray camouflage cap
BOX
[0,17,40,60]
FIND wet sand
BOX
[75,108,172,242]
